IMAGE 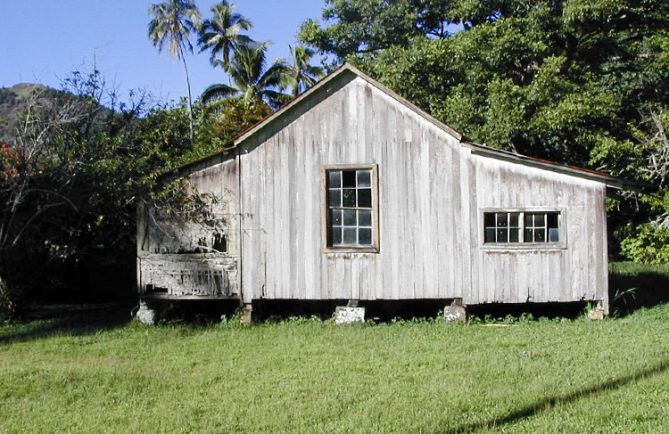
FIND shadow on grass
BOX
[0,304,132,345]
[610,264,669,316]
[442,360,669,433]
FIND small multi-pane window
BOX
[484,211,561,245]
[524,212,560,243]
[484,212,520,243]
[326,168,375,248]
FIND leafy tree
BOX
[198,1,253,70]
[0,71,145,315]
[201,42,290,108]
[195,97,273,154]
[615,106,669,263]
[282,45,325,97]
[298,0,453,60]
[148,0,202,142]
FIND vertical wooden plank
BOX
[418,126,431,298]
[467,156,480,304]
[598,186,609,310]
[458,147,471,302]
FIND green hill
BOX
[0,83,53,144]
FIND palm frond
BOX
[201,83,239,104]
[148,0,201,60]
[202,40,292,107]
[284,44,325,96]
[259,59,290,90]
[197,0,254,69]
[262,90,292,109]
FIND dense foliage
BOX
[0,69,263,316]
[299,0,669,262]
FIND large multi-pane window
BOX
[483,211,561,245]
[326,167,377,249]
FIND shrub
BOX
[620,224,669,264]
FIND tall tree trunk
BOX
[179,45,195,145]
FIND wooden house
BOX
[136,64,625,319]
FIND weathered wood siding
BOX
[138,67,609,308]
[464,150,608,306]
[139,254,238,297]
[239,72,467,302]
[137,157,240,297]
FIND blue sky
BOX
[0,0,326,103]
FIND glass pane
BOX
[484,213,495,228]
[342,189,356,207]
[330,209,342,225]
[359,228,372,245]
[535,229,545,242]
[524,228,533,242]
[549,228,559,242]
[343,209,357,226]
[497,213,508,227]
[485,228,496,243]
[342,170,356,188]
[547,212,559,229]
[509,229,519,243]
[343,228,357,244]
[524,213,533,227]
[358,210,372,227]
[497,228,508,243]
[535,213,545,227]
[510,213,519,227]
[328,190,341,207]
[328,171,341,188]
[332,227,342,245]
[357,170,371,187]
[358,188,372,207]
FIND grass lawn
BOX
[1,262,668,433]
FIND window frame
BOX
[322,164,380,253]
[480,207,567,250]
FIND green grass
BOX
[2,304,669,433]
[610,261,669,276]
[1,261,667,433]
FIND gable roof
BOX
[170,63,640,190]
[233,63,462,146]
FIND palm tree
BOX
[201,42,290,109]
[283,45,325,97]
[148,0,201,142]
[198,1,253,70]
